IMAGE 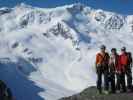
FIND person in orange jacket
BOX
[95,45,110,94]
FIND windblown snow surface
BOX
[0,3,133,100]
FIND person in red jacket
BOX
[117,47,127,93]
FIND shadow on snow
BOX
[0,57,45,100]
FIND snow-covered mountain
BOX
[0,3,133,100]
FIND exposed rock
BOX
[60,87,133,100]
[105,15,124,30]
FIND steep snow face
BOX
[0,3,133,100]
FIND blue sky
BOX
[0,0,133,15]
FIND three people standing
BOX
[95,45,133,94]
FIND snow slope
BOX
[0,3,133,100]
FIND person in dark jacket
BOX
[125,52,133,91]
[108,48,119,93]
